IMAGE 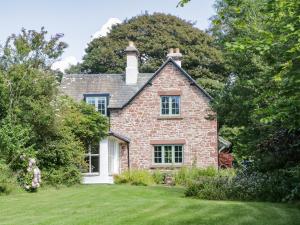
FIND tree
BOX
[209,0,300,170]
[0,28,109,187]
[71,13,228,95]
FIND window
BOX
[154,145,183,164]
[86,96,107,115]
[161,96,180,115]
[84,143,100,174]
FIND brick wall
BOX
[110,62,218,171]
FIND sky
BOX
[0,0,216,71]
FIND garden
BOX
[0,0,300,224]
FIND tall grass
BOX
[114,170,155,186]
[175,166,235,186]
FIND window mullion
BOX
[104,98,107,115]
[94,98,97,112]
[162,146,165,164]
[172,146,175,164]
[169,97,172,115]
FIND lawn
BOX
[0,185,299,225]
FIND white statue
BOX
[26,158,41,189]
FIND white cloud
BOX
[51,56,78,73]
[51,18,121,73]
[91,17,122,40]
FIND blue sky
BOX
[0,0,216,70]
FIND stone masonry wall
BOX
[110,62,218,171]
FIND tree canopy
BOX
[69,13,228,95]
[209,0,300,170]
[0,28,108,187]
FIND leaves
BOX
[71,13,228,96]
[210,0,300,169]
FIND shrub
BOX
[175,166,229,186]
[42,166,82,187]
[185,177,229,200]
[114,170,155,186]
[152,170,165,184]
[227,167,300,202]
[184,167,300,202]
[0,162,17,195]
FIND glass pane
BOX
[83,156,90,173]
[164,146,172,163]
[97,97,106,115]
[91,142,99,154]
[154,146,162,163]
[174,146,183,163]
[85,144,90,153]
[161,96,169,115]
[86,97,95,106]
[171,96,180,115]
[91,156,99,173]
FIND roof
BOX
[60,58,212,109]
[109,131,130,143]
[218,136,232,152]
[122,58,212,108]
[60,73,153,108]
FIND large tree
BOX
[209,0,300,172]
[71,13,228,95]
[0,28,108,186]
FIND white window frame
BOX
[160,96,180,116]
[85,96,107,116]
[153,145,183,165]
[84,144,100,175]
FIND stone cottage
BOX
[60,42,218,183]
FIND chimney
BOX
[125,41,139,85]
[167,48,183,67]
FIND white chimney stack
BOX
[125,41,139,85]
[167,48,182,67]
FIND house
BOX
[60,42,218,184]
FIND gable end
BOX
[119,58,212,109]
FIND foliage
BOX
[0,27,67,70]
[114,170,155,186]
[174,166,234,186]
[0,28,109,189]
[185,166,300,202]
[0,161,18,195]
[177,0,191,7]
[42,166,82,187]
[185,176,229,200]
[152,170,165,184]
[208,0,300,172]
[0,118,35,170]
[56,96,108,147]
[71,13,228,95]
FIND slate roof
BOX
[60,73,153,108]
[60,58,212,109]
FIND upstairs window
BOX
[85,96,107,115]
[161,96,180,115]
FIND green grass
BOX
[0,185,299,225]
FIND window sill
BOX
[150,164,183,169]
[157,116,183,120]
